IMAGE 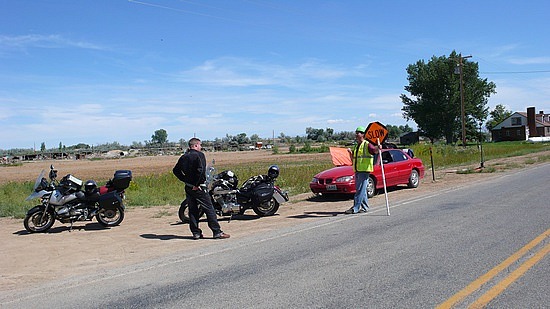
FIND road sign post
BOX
[365,122,390,216]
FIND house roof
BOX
[492,111,550,130]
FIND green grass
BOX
[1,141,548,219]
[409,141,550,169]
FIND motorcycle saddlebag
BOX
[99,191,122,210]
[251,182,274,204]
[112,170,132,190]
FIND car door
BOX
[380,150,399,186]
[388,149,411,184]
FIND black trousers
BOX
[185,186,222,236]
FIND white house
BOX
[491,107,550,142]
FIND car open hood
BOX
[314,165,354,178]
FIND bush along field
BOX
[1,141,549,218]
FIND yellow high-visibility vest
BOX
[353,141,374,172]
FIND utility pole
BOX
[457,54,472,146]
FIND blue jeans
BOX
[353,171,370,213]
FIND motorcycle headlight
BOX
[335,176,353,183]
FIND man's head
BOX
[355,126,366,141]
[188,138,202,151]
[355,126,367,143]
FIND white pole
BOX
[377,138,390,216]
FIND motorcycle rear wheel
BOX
[252,198,280,217]
[96,205,124,227]
[24,208,55,233]
[178,199,205,223]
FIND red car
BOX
[310,148,425,198]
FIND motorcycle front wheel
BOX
[178,199,205,223]
[96,205,124,227]
[252,198,280,217]
[24,207,55,233]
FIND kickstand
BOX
[68,221,74,232]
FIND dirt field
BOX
[0,151,331,185]
[1,150,549,296]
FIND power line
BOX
[480,70,550,74]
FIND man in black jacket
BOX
[173,138,230,240]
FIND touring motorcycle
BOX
[23,165,132,233]
[178,164,289,223]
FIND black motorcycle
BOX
[23,165,132,233]
[178,165,288,223]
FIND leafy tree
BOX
[96,141,122,151]
[305,127,324,141]
[278,132,291,144]
[399,124,413,133]
[234,133,249,144]
[178,138,187,149]
[486,104,512,131]
[40,142,46,152]
[73,143,90,149]
[386,125,401,139]
[151,129,168,146]
[385,124,414,140]
[401,51,496,144]
[325,128,334,140]
[305,127,335,141]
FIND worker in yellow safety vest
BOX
[345,126,379,214]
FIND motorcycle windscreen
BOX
[33,170,46,191]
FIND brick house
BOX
[491,107,550,142]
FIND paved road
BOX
[3,164,549,308]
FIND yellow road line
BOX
[468,242,550,309]
[436,228,550,309]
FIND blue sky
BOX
[1,0,549,150]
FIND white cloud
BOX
[0,34,106,52]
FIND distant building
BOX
[491,107,550,142]
[399,131,419,145]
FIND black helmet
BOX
[84,180,98,193]
[267,165,279,179]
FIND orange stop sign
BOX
[365,121,388,144]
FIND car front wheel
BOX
[366,176,376,198]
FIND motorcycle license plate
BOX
[326,185,337,191]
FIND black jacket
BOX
[173,149,206,187]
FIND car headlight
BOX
[335,176,353,182]
[311,177,319,183]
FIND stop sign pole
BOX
[377,137,390,216]
[365,122,390,216]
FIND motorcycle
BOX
[23,165,132,233]
[178,164,289,223]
